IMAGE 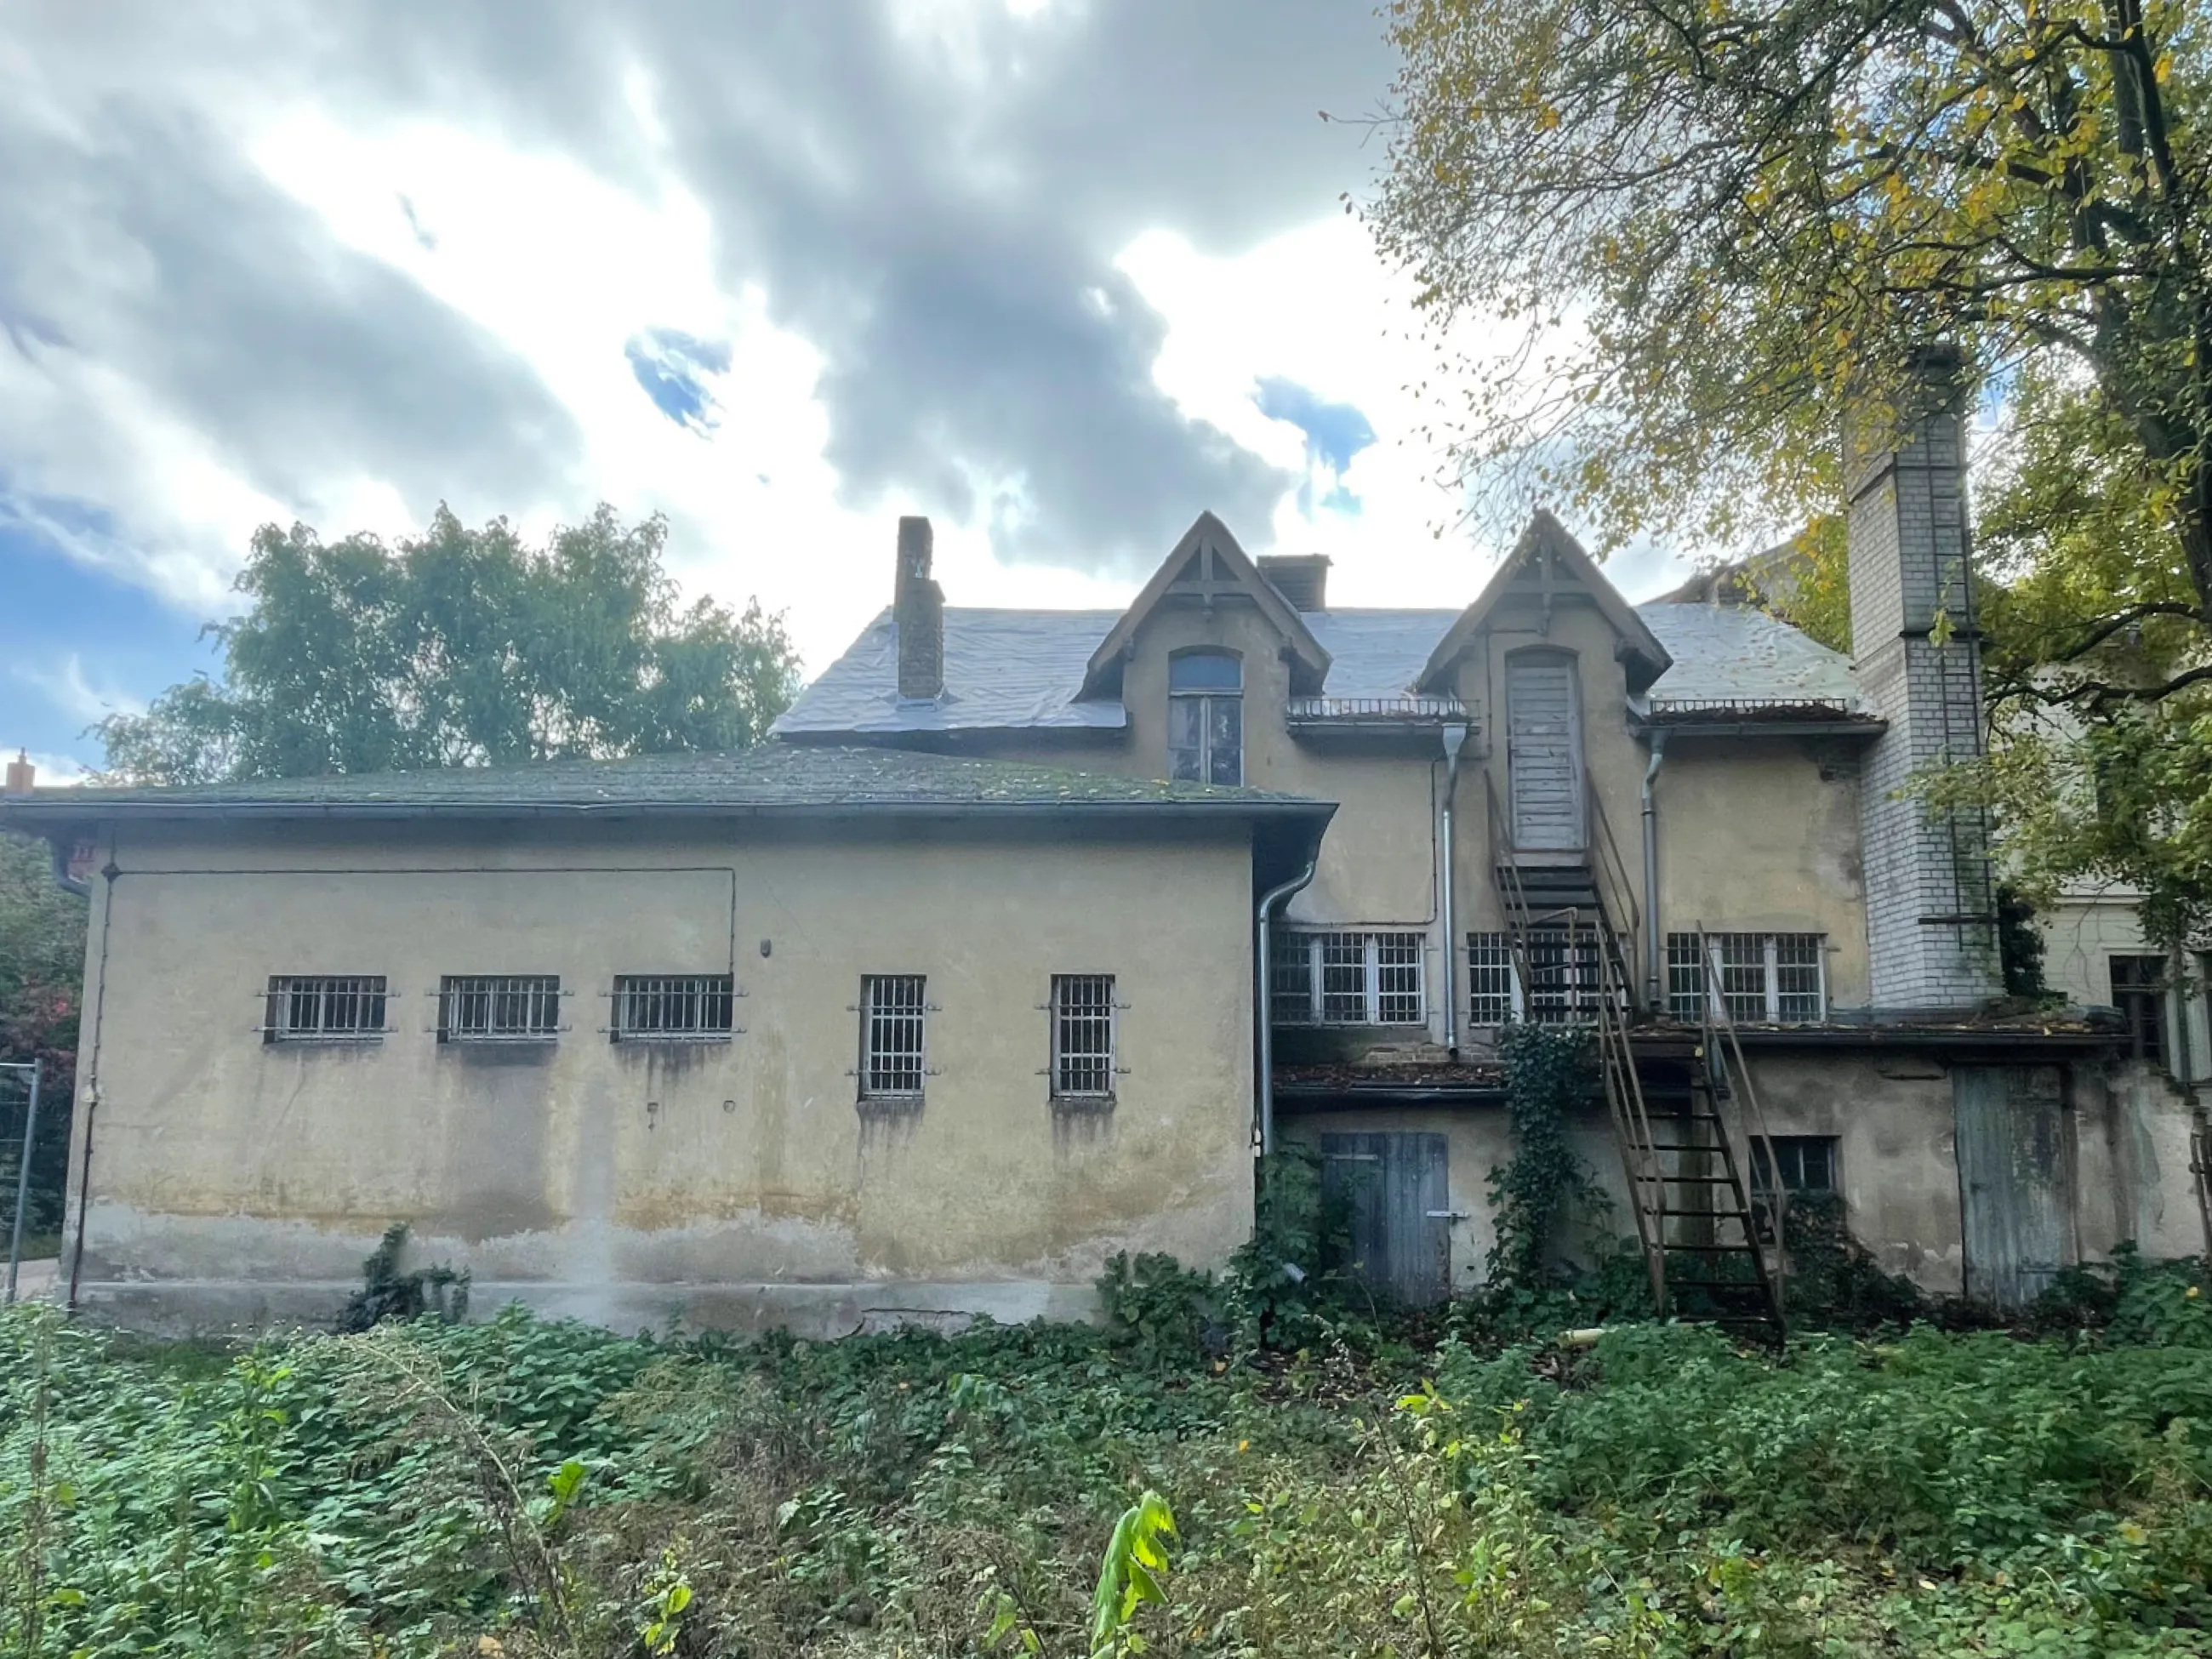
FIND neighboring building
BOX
[3,355,2205,1331]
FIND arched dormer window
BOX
[1169,649,1242,784]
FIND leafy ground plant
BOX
[2,1271,2209,1656]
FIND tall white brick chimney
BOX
[1846,345,2003,1012]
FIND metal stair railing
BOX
[1686,925,1788,1332]
[1485,772,1669,1308]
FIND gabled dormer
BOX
[1080,512,1331,702]
[1415,509,1673,699]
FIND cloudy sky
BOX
[0,0,1698,780]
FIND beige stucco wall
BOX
[1448,596,1870,1016]
[65,817,1258,1335]
[989,589,1873,1041]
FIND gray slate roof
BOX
[0,744,1330,824]
[1637,604,1861,710]
[773,600,1862,736]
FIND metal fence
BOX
[0,1058,51,1303]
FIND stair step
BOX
[1660,1241,1761,1253]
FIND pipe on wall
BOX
[1439,722,1470,1054]
[48,838,89,898]
[1640,731,1668,1009]
[1254,858,1318,1157]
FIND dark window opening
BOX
[1051,973,1116,1099]
[862,974,927,1098]
[1752,1135,1839,1196]
[2110,955,2169,1067]
[612,974,735,1042]
[265,975,388,1042]
[441,975,561,1042]
[1168,650,1243,784]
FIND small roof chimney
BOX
[1257,554,1331,612]
[3,750,32,795]
[894,516,944,701]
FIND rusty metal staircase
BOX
[1487,776,1787,1338]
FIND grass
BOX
[0,1263,2208,1657]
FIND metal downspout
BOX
[1440,723,1470,1054]
[1641,732,1668,1009]
[1256,859,1318,1157]
[48,839,89,899]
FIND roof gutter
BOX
[0,797,1337,830]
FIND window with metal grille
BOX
[265,975,388,1042]
[1270,931,1426,1025]
[1167,650,1243,785]
[1464,932,1621,1025]
[2110,955,2168,1067]
[1666,934,1827,1023]
[1752,1135,1839,1195]
[1051,974,1115,1098]
[611,974,734,1042]
[1467,932,1515,1024]
[861,974,927,1097]
[440,975,561,1042]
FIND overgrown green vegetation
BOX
[3,1248,2209,1656]
[0,832,81,1241]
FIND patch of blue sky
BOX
[624,328,733,434]
[0,497,220,769]
[1254,377,1377,475]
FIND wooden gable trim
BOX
[1080,511,1331,698]
[1415,509,1673,697]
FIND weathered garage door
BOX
[1954,1065,2073,1311]
[1320,1132,1451,1305]
[1508,653,1585,851]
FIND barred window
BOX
[861,975,927,1098]
[1271,931,1426,1025]
[1052,974,1116,1098]
[265,975,388,1042]
[1464,932,1620,1026]
[1668,934,1827,1023]
[1468,932,1515,1024]
[440,975,561,1042]
[612,974,734,1042]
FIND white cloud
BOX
[10,653,146,727]
[239,104,1140,675]
[1117,216,1712,607]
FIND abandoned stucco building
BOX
[4,355,2208,1332]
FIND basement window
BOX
[1271,931,1425,1026]
[1051,973,1117,1100]
[440,975,562,1042]
[1668,933,1827,1023]
[2109,955,2168,1067]
[861,974,928,1099]
[611,974,735,1042]
[1464,932,1617,1026]
[265,975,389,1043]
[1752,1135,1839,1196]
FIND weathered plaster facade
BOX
[42,783,1296,1335]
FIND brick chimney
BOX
[1845,345,2002,1012]
[1257,554,1331,612]
[3,750,31,794]
[894,516,944,702]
